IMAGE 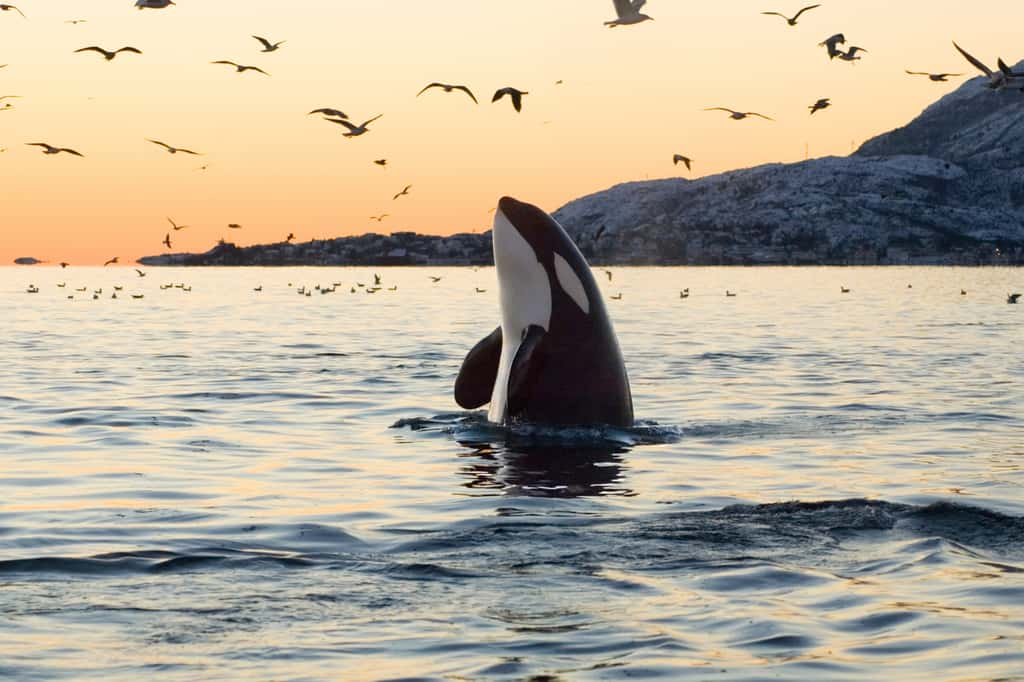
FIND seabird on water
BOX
[74,46,142,61]
[417,82,477,104]
[605,0,653,27]
[1009,293,1022,304]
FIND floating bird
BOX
[704,107,774,121]
[103,257,119,266]
[135,269,146,277]
[60,262,69,268]
[818,33,846,59]
[131,294,144,299]
[761,4,820,25]
[308,107,347,119]
[167,217,188,230]
[672,154,692,170]
[808,97,831,114]
[0,4,25,18]
[837,46,867,62]
[211,60,269,76]
[252,35,285,52]
[603,269,613,281]
[57,282,66,287]
[286,232,295,242]
[841,286,850,293]
[417,82,477,104]
[135,0,175,8]
[26,142,84,156]
[475,288,487,293]
[429,276,442,283]
[492,87,528,112]
[1009,293,1021,304]
[680,289,689,299]
[605,0,653,27]
[961,289,967,295]
[147,139,200,155]
[905,70,964,82]
[392,185,412,200]
[370,214,389,222]
[726,290,737,297]
[952,42,1024,90]
[162,233,172,248]
[610,293,623,300]
[374,159,387,167]
[254,285,263,292]
[327,114,382,138]
[74,46,142,61]
[228,223,242,229]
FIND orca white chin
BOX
[489,207,552,423]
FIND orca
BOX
[455,196,633,427]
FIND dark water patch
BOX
[833,610,921,633]
[168,391,329,402]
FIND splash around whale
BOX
[455,197,633,428]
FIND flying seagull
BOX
[135,0,175,8]
[26,142,84,156]
[808,97,831,114]
[819,33,846,59]
[672,154,692,170]
[162,233,172,248]
[392,185,412,200]
[167,217,188,230]
[228,223,242,229]
[308,107,347,119]
[103,257,119,266]
[837,46,867,62]
[905,71,965,82]
[606,0,653,27]
[147,139,201,155]
[952,42,1024,90]
[1008,293,1021,304]
[326,114,382,137]
[0,4,25,18]
[65,19,87,24]
[417,82,477,104]
[211,60,269,76]
[374,159,387,167]
[370,214,389,222]
[286,233,295,242]
[74,46,142,61]
[704,107,774,121]
[492,87,528,112]
[252,35,285,52]
[761,4,820,26]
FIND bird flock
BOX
[3,0,1023,269]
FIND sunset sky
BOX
[2,0,1023,264]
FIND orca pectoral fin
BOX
[454,326,502,409]
[507,325,547,417]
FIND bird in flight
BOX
[135,0,175,9]
[605,0,653,27]
[808,97,831,114]
[429,276,442,283]
[951,42,1024,90]
[417,82,477,104]
[167,217,188,230]
[211,61,269,76]
[74,46,142,61]
[672,154,692,170]
[65,19,87,24]
[492,87,528,112]
[162,233,172,248]
[0,4,26,18]
[60,262,70,268]
[147,139,201,155]
[370,214,389,222]
[0,95,19,102]
[819,33,846,59]
[103,257,119,266]
[252,35,285,52]
[905,71,964,82]
[326,114,382,138]
[393,185,412,200]
[760,5,820,26]
[286,233,295,242]
[1009,293,1021,304]
[836,46,867,62]
[374,159,387,167]
[26,142,84,156]
[309,107,347,119]
[228,223,242,229]
[704,107,774,121]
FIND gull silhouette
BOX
[392,185,412,201]
[148,139,201,155]
[326,114,382,138]
[672,154,692,170]
[26,142,84,156]
[704,107,774,121]
[211,60,269,76]
[492,87,528,112]
[761,4,820,26]
[252,35,285,52]
[808,97,831,114]
[905,71,964,82]
[74,46,142,61]
[606,0,653,27]
[417,82,477,104]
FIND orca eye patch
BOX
[554,253,590,314]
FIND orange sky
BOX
[2,0,1023,264]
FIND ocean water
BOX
[1,265,1022,681]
